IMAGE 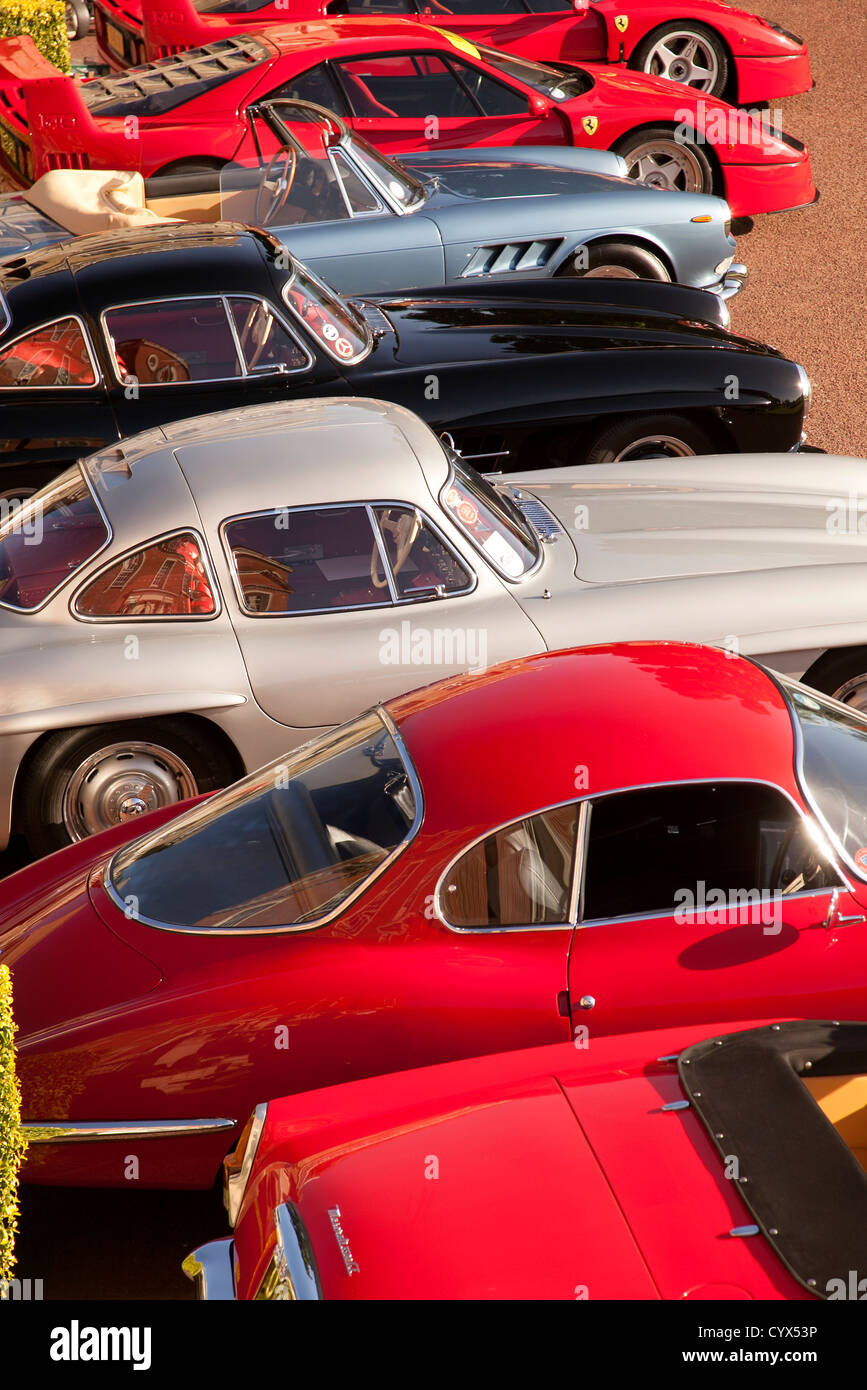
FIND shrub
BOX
[0,0,70,75]
[0,964,27,1287]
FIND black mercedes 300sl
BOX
[0,222,810,498]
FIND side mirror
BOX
[529,93,551,116]
[573,0,590,10]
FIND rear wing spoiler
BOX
[393,277,733,330]
[0,37,108,170]
[397,145,629,180]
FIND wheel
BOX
[20,719,237,857]
[65,0,91,39]
[803,650,867,712]
[560,240,670,281]
[615,126,715,195]
[582,414,716,465]
[631,22,729,97]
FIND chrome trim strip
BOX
[0,462,113,615]
[182,1239,236,1300]
[99,293,313,388]
[219,498,476,619]
[69,525,223,623]
[224,1101,268,1228]
[102,705,424,935]
[367,502,400,606]
[273,1202,323,1300]
[0,313,102,391]
[435,776,846,936]
[23,1117,236,1144]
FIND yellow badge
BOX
[614,14,629,32]
[431,27,481,61]
[581,115,599,135]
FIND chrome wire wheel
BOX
[61,740,198,841]
[623,138,706,192]
[642,30,720,92]
[830,675,867,713]
[612,435,698,463]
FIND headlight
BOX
[223,1102,268,1227]
[254,1202,323,1301]
[795,363,813,416]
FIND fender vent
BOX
[461,239,562,277]
[507,491,563,541]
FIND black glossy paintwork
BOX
[0,223,805,491]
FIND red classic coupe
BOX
[185,1019,867,1300]
[96,0,813,106]
[6,642,867,1190]
[0,21,816,215]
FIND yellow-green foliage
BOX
[0,0,70,75]
[0,965,27,1286]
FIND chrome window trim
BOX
[0,289,11,337]
[0,312,102,391]
[100,293,313,388]
[219,498,476,618]
[101,705,425,936]
[434,776,848,936]
[0,463,113,615]
[69,525,223,623]
[439,459,542,585]
[23,1116,236,1144]
[329,145,388,219]
[279,266,372,366]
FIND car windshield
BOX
[109,711,419,930]
[474,45,592,102]
[281,258,371,362]
[440,454,538,579]
[81,37,271,117]
[784,678,867,879]
[345,131,426,211]
[0,465,109,611]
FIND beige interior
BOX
[804,1074,867,1172]
[22,169,265,235]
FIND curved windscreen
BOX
[785,679,867,879]
[281,260,370,363]
[109,711,418,930]
[440,456,538,579]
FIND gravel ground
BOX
[8,4,867,1300]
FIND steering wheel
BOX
[255,147,298,226]
[371,509,421,589]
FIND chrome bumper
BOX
[182,1239,236,1300]
[717,262,748,300]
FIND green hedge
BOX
[0,0,70,75]
[0,964,27,1287]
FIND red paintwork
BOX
[5,642,867,1189]
[0,20,814,217]
[94,0,813,107]
[231,1018,815,1299]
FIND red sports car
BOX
[0,21,816,216]
[185,1019,867,1300]
[7,642,867,1190]
[96,0,813,106]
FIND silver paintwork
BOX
[0,397,865,853]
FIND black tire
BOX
[614,125,716,196]
[20,718,238,858]
[560,239,670,281]
[802,649,867,706]
[582,413,716,466]
[65,0,91,40]
[630,21,729,99]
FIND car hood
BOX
[510,455,867,586]
[402,148,631,201]
[0,193,70,255]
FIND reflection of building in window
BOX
[77,534,216,617]
[231,546,294,612]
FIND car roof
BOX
[387,642,798,835]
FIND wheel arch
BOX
[624,18,737,102]
[553,232,676,282]
[611,119,725,198]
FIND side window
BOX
[335,54,479,118]
[522,0,572,10]
[372,505,472,598]
[103,298,242,385]
[0,317,97,388]
[582,782,839,923]
[268,63,349,115]
[441,804,578,928]
[224,506,390,614]
[330,149,383,214]
[226,298,310,373]
[75,533,217,618]
[446,56,531,116]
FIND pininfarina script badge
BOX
[328,1206,360,1275]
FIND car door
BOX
[97,292,340,439]
[413,0,605,65]
[566,779,867,1039]
[329,50,569,153]
[217,499,545,728]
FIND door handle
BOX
[813,888,867,929]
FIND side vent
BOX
[461,239,562,278]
